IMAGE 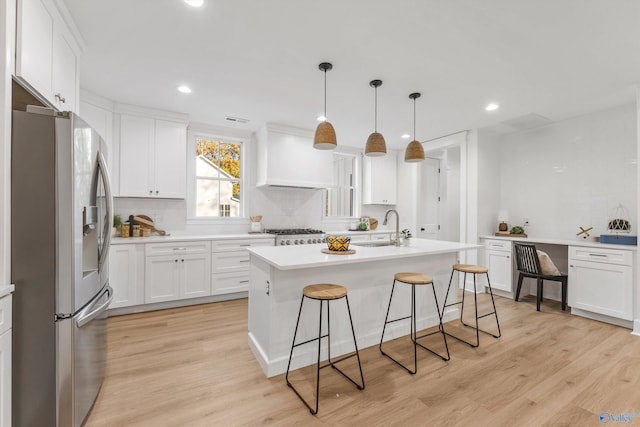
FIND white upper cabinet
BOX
[362,151,397,205]
[256,123,333,188]
[118,110,187,198]
[51,27,78,112]
[15,0,81,112]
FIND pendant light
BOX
[364,79,387,157]
[313,62,337,150]
[404,92,425,162]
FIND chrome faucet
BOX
[383,209,400,246]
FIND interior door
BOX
[418,157,440,239]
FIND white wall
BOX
[497,103,637,240]
[477,130,503,237]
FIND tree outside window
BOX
[195,137,242,217]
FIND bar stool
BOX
[441,264,501,348]
[379,272,450,375]
[285,284,365,415]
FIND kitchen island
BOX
[247,238,480,377]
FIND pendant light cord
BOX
[413,97,416,140]
[323,69,327,120]
[374,86,378,132]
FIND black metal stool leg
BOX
[485,273,502,338]
[287,292,365,415]
[331,296,365,390]
[380,279,417,374]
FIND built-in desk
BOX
[480,235,638,334]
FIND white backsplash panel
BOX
[497,103,637,240]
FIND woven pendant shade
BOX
[364,79,387,156]
[314,62,337,150]
[314,121,337,150]
[404,92,425,163]
[404,139,425,162]
[365,132,386,156]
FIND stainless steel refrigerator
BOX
[11,106,114,426]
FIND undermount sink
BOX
[351,240,396,247]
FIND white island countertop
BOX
[247,238,480,270]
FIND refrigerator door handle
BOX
[76,286,113,328]
[97,151,113,269]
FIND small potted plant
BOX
[399,229,412,246]
[113,214,122,237]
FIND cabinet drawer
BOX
[569,246,632,266]
[371,233,392,241]
[0,295,11,335]
[212,271,250,295]
[145,241,211,257]
[484,239,511,252]
[211,238,274,252]
[212,251,250,274]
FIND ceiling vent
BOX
[500,113,552,131]
[225,116,250,124]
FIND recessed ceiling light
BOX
[317,115,326,122]
[401,134,410,139]
[177,85,192,94]
[184,0,204,7]
[485,103,500,111]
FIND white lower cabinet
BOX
[145,242,211,304]
[568,246,634,321]
[108,244,144,308]
[485,239,513,292]
[211,238,273,295]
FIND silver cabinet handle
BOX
[55,93,66,103]
[240,259,250,263]
[239,280,249,284]
[173,247,187,251]
[589,253,608,258]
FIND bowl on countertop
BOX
[327,235,351,251]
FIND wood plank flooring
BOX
[85,293,640,426]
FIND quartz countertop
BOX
[480,235,637,251]
[111,233,275,245]
[247,238,480,270]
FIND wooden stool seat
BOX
[453,264,488,274]
[303,284,348,300]
[394,272,433,285]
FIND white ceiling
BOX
[63,0,640,150]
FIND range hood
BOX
[255,123,333,189]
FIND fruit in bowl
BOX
[327,235,351,251]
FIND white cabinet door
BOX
[487,250,512,292]
[109,244,144,309]
[145,255,181,303]
[118,115,186,198]
[362,152,397,205]
[0,328,10,427]
[154,120,186,198]
[51,28,77,112]
[181,254,211,299]
[119,115,154,197]
[16,0,54,99]
[568,260,633,320]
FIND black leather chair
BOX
[513,242,568,311]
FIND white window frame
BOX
[186,129,247,224]
[322,148,361,224]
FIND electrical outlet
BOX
[523,218,530,227]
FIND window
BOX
[193,136,243,217]
[324,152,358,218]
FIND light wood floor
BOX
[85,293,640,426]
